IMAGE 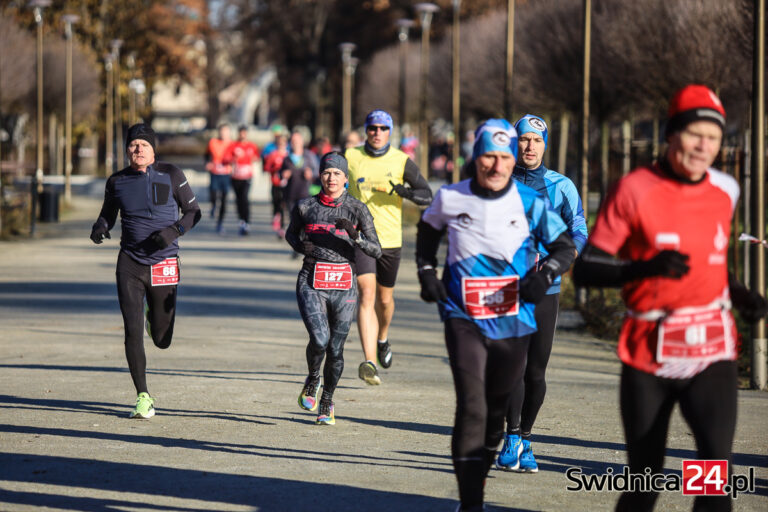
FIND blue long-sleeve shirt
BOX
[512,163,588,294]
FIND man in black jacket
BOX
[90,123,201,419]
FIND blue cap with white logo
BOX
[514,114,548,150]
[364,110,394,131]
[472,119,518,160]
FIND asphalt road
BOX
[0,178,766,511]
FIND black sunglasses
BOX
[367,125,390,132]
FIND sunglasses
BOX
[367,125,390,133]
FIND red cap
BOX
[666,85,725,136]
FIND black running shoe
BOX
[377,341,393,369]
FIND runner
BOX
[416,118,575,511]
[572,85,767,512]
[226,125,260,236]
[345,109,432,385]
[263,132,289,236]
[90,123,201,419]
[205,123,233,234]
[285,152,382,425]
[282,130,320,248]
[496,114,588,473]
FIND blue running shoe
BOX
[495,434,523,470]
[518,439,539,473]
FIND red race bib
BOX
[313,262,353,290]
[462,276,520,319]
[656,308,732,363]
[151,257,180,286]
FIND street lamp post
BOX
[30,0,51,236]
[111,39,123,169]
[339,42,356,135]
[105,54,114,175]
[62,14,79,204]
[396,19,415,131]
[504,0,515,119]
[451,0,461,184]
[415,2,439,180]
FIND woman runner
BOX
[285,152,382,424]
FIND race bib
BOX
[656,309,731,363]
[313,262,353,290]
[462,276,520,319]
[151,257,180,286]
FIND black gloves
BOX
[90,222,110,244]
[627,250,690,280]
[389,180,414,200]
[302,240,315,255]
[730,276,768,323]
[519,268,554,305]
[335,218,359,241]
[418,268,447,302]
[150,226,180,249]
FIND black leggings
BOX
[296,266,357,400]
[231,178,251,224]
[616,361,737,512]
[506,293,559,435]
[116,251,178,394]
[445,317,530,510]
[271,185,285,226]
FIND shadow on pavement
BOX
[2,453,511,512]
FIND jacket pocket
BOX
[153,183,171,205]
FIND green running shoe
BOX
[358,361,381,385]
[130,392,155,419]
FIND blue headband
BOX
[514,114,548,150]
[472,119,518,160]
[364,110,394,131]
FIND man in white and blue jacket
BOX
[496,114,588,474]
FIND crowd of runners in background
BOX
[91,85,766,511]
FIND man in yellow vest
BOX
[345,109,432,385]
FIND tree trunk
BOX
[600,119,609,205]
[557,111,569,173]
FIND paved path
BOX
[0,182,766,511]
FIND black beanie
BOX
[320,151,349,176]
[126,123,157,153]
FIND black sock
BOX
[507,426,521,436]
[521,431,532,440]
[320,390,333,403]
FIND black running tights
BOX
[506,292,559,435]
[296,267,357,400]
[445,317,530,510]
[231,178,251,224]
[116,251,178,394]
[616,361,737,512]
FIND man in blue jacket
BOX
[496,114,588,473]
[90,123,201,419]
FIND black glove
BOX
[730,278,768,323]
[150,226,180,250]
[627,250,690,280]
[418,268,447,303]
[519,269,553,305]
[389,180,414,200]
[335,218,359,241]
[90,222,110,244]
[302,240,315,255]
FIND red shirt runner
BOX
[589,165,739,377]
